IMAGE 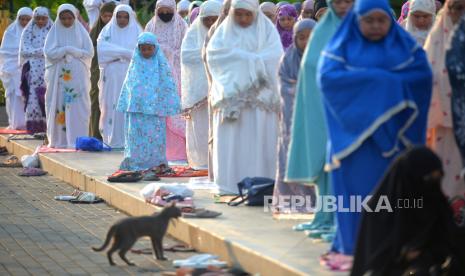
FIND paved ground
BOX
[0,155,196,275]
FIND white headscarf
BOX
[181,0,222,109]
[206,0,283,119]
[260,2,277,14]
[19,7,52,66]
[97,4,142,57]
[0,7,33,65]
[178,0,191,12]
[0,7,33,95]
[44,4,93,68]
[406,0,436,46]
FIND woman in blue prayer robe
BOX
[318,0,432,258]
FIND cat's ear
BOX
[168,201,176,207]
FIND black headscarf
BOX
[313,0,327,15]
[351,146,465,276]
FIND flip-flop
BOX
[143,171,161,181]
[173,254,227,269]
[69,192,104,204]
[214,194,238,204]
[0,156,22,167]
[130,244,195,255]
[0,147,8,156]
[182,208,222,219]
[107,171,143,182]
[164,244,196,253]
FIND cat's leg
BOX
[118,240,136,266]
[107,240,119,266]
[151,237,166,261]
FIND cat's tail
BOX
[92,225,115,252]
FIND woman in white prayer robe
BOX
[44,4,93,148]
[97,4,142,148]
[0,7,32,129]
[206,0,283,194]
[181,1,222,169]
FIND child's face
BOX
[139,44,156,59]
[410,11,433,30]
[359,11,391,42]
[301,8,313,19]
[278,15,295,30]
[264,11,276,22]
[35,15,49,28]
[332,0,354,19]
[59,10,75,28]
[116,11,130,28]
[178,10,188,18]
[295,29,311,51]
[202,16,219,29]
[233,8,255,28]
[19,15,32,27]
[100,11,113,25]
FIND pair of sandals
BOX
[54,190,104,204]
[107,169,163,183]
[0,146,8,156]
[107,170,144,182]
[130,244,196,255]
[0,155,22,167]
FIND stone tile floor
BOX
[0,155,196,275]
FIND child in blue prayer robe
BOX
[117,32,181,171]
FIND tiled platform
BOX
[0,134,344,276]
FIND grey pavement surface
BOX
[0,157,196,275]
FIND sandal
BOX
[107,170,143,183]
[0,155,22,167]
[69,192,104,204]
[182,208,222,219]
[0,146,8,156]
[143,171,161,181]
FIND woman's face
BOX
[410,10,433,30]
[295,28,311,51]
[263,11,276,22]
[202,16,219,29]
[116,11,130,28]
[332,0,354,18]
[359,10,392,42]
[315,7,327,21]
[448,0,465,24]
[139,44,156,59]
[179,10,189,18]
[233,8,255,28]
[34,15,49,28]
[59,10,75,28]
[19,15,32,27]
[301,8,313,19]
[278,15,295,30]
[100,11,113,24]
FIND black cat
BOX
[92,203,182,266]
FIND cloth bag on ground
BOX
[75,136,111,151]
[21,145,41,168]
[228,177,275,206]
